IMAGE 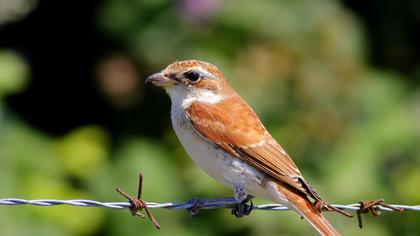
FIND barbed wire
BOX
[1,173,418,229]
[1,197,419,212]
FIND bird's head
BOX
[145,60,234,105]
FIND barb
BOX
[1,198,418,212]
[356,199,404,228]
[116,173,161,229]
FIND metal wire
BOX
[0,198,419,212]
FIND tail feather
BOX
[276,184,340,236]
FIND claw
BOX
[231,199,253,218]
[186,198,205,217]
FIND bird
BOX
[146,60,347,236]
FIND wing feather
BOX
[186,96,314,198]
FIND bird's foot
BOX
[186,185,254,218]
[186,198,205,217]
[186,197,238,217]
[231,184,254,218]
[231,199,253,218]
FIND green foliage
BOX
[1,0,419,235]
[0,50,29,97]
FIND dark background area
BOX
[1,0,419,137]
[1,1,169,138]
[344,0,420,77]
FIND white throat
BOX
[166,86,224,109]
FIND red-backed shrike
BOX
[146,60,344,236]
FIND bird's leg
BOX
[231,184,254,218]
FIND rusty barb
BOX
[313,200,353,218]
[116,173,161,229]
[356,199,404,229]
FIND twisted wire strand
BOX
[0,198,419,212]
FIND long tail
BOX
[275,183,340,236]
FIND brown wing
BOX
[186,96,316,198]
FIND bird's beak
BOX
[145,72,175,87]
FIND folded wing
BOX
[186,96,316,199]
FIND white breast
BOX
[170,103,271,199]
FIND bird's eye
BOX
[184,71,202,82]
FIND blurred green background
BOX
[0,0,419,235]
